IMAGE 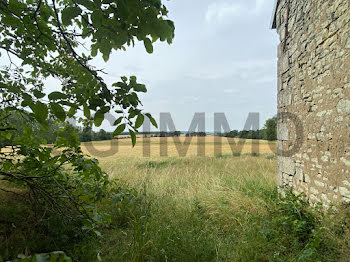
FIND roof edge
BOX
[270,0,280,29]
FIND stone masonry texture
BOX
[274,0,350,206]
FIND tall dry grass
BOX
[90,138,348,261]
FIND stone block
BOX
[278,90,292,107]
[341,157,350,167]
[278,122,289,141]
[278,156,296,176]
[339,187,350,198]
[280,53,290,74]
[337,99,350,114]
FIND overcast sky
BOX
[93,0,280,131]
[51,0,280,132]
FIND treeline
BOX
[5,112,277,144]
[4,112,113,144]
[185,132,206,137]
[78,127,112,142]
[5,113,209,144]
[141,131,206,137]
[218,117,277,141]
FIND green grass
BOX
[95,155,349,262]
[1,155,350,261]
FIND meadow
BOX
[1,136,349,261]
[79,136,347,261]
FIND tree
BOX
[225,130,238,138]
[95,129,111,141]
[79,126,93,142]
[265,117,277,141]
[0,0,175,241]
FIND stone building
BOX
[271,0,350,205]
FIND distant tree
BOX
[78,127,93,142]
[174,131,181,137]
[218,117,276,141]
[4,112,62,145]
[95,129,111,141]
[265,117,277,141]
[159,132,167,137]
[259,129,267,140]
[226,130,239,138]
[238,130,249,139]
[185,132,206,137]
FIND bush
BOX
[231,190,340,262]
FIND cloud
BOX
[205,2,242,23]
[205,0,267,23]
[186,59,276,81]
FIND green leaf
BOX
[91,10,103,26]
[113,116,123,126]
[94,230,102,237]
[33,90,45,99]
[35,253,50,262]
[135,114,144,129]
[100,39,111,62]
[134,84,147,92]
[83,103,90,119]
[30,102,48,124]
[5,86,20,94]
[8,0,25,15]
[48,91,67,100]
[129,129,136,147]
[5,132,12,140]
[113,124,126,137]
[145,113,158,128]
[21,93,33,107]
[102,53,110,63]
[128,109,137,119]
[91,44,98,57]
[62,6,82,26]
[68,106,77,117]
[94,110,105,127]
[144,38,153,54]
[51,103,66,121]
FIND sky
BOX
[5,0,280,132]
[91,0,280,132]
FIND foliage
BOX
[1,111,63,145]
[185,131,206,137]
[78,127,112,142]
[0,0,174,259]
[94,128,111,141]
[220,117,277,141]
[264,116,277,141]
[12,252,72,262]
[260,191,327,261]
[78,126,94,142]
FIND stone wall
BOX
[274,0,350,206]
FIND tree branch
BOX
[52,0,107,90]
[32,0,42,19]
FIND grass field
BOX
[79,137,347,262]
[97,154,279,261]
[1,137,349,261]
[80,135,277,158]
